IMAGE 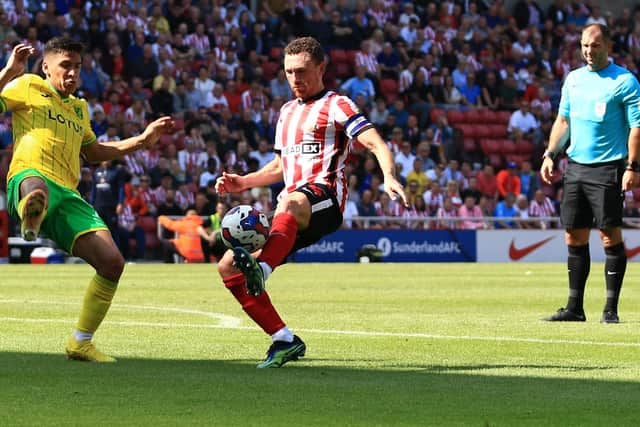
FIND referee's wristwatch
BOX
[542,150,557,162]
[626,160,640,172]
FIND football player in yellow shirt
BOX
[0,38,174,362]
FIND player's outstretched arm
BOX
[215,155,283,195]
[0,44,35,92]
[82,116,174,163]
[356,127,409,207]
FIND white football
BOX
[220,205,270,252]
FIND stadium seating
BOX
[261,61,280,81]
[446,109,464,125]
[379,78,399,104]
[329,49,348,65]
[137,215,160,251]
[269,46,283,61]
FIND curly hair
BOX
[283,37,325,65]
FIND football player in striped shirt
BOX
[215,37,407,368]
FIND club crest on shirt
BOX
[74,106,83,119]
[594,102,606,117]
[302,121,319,133]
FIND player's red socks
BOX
[259,212,298,269]
[223,273,285,334]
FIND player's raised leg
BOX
[65,230,124,362]
[234,192,309,296]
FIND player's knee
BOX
[217,250,237,277]
[97,250,125,281]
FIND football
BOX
[220,205,270,252]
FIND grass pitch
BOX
[1,263,639,426]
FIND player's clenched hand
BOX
[215,172,245,195]
[141,116,174,147]
[4,44,35,77]
[540,157,555,185]
[384,176,409,207]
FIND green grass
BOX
[1,263,639,426]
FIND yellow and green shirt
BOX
[0,73,97,189]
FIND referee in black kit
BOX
[540,24,640,323]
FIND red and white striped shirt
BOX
[354,51,379,75]
[184,33,211,57]
[275,91,372,212]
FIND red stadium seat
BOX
[330,49,348,64]
[261,61,280,81]
[463,109,481,124]
[496,110,512,124]
[137,216,159,250]
[488,153,503,168]
[500,139,518,155]
[430,108,446,123]
[269,46,283,61]
[457,124,476,139]
[159,134,174,148]
[487,124,508,139]
[335,63,352,79]
[473,124,490,139]
[346,49,358,65]
[479,138,501,155]
[478,109,497,124]
[463,138,477,152]
[515,139,535,155]
[380,78,399,104]
[447,109,464,125]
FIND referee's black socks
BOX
[567,244,590,313]
[604,243,626,314]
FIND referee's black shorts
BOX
[561,159,625,230]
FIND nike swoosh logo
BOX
[509,237,555,261]
[624,243,640,259]
[41,93,51,97]
[606,271,617,275]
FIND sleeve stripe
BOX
[345,113,372,137]
[0,96,7,113]
[82,137,97,146]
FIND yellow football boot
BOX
[65,336,116,363]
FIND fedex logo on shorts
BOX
[282,142,322,156]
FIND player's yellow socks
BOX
[75,274,118,335]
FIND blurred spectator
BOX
[477,164,498,200]
[356,188,377,229]
[496,162,522,199]
[529,189,557,229]
[269,69,293,100]
[158,210,205,263]
[423,181,445,216]
[458,195,486,229]
[395,141,415,180]
[514,194,535,229]
[508,99,539,140]
[116,199,146,261]
[494,192,518,229]
[340,65,375,106]
[436,197,459,229]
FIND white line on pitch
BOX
[1,316,639,348]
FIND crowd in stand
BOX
[3,0,640,260]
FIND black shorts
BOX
[560,160,624,230]
[290,183,343,253]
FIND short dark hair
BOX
[44,37,84,56]
[583,23,611,42]
[284,37,324,65]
